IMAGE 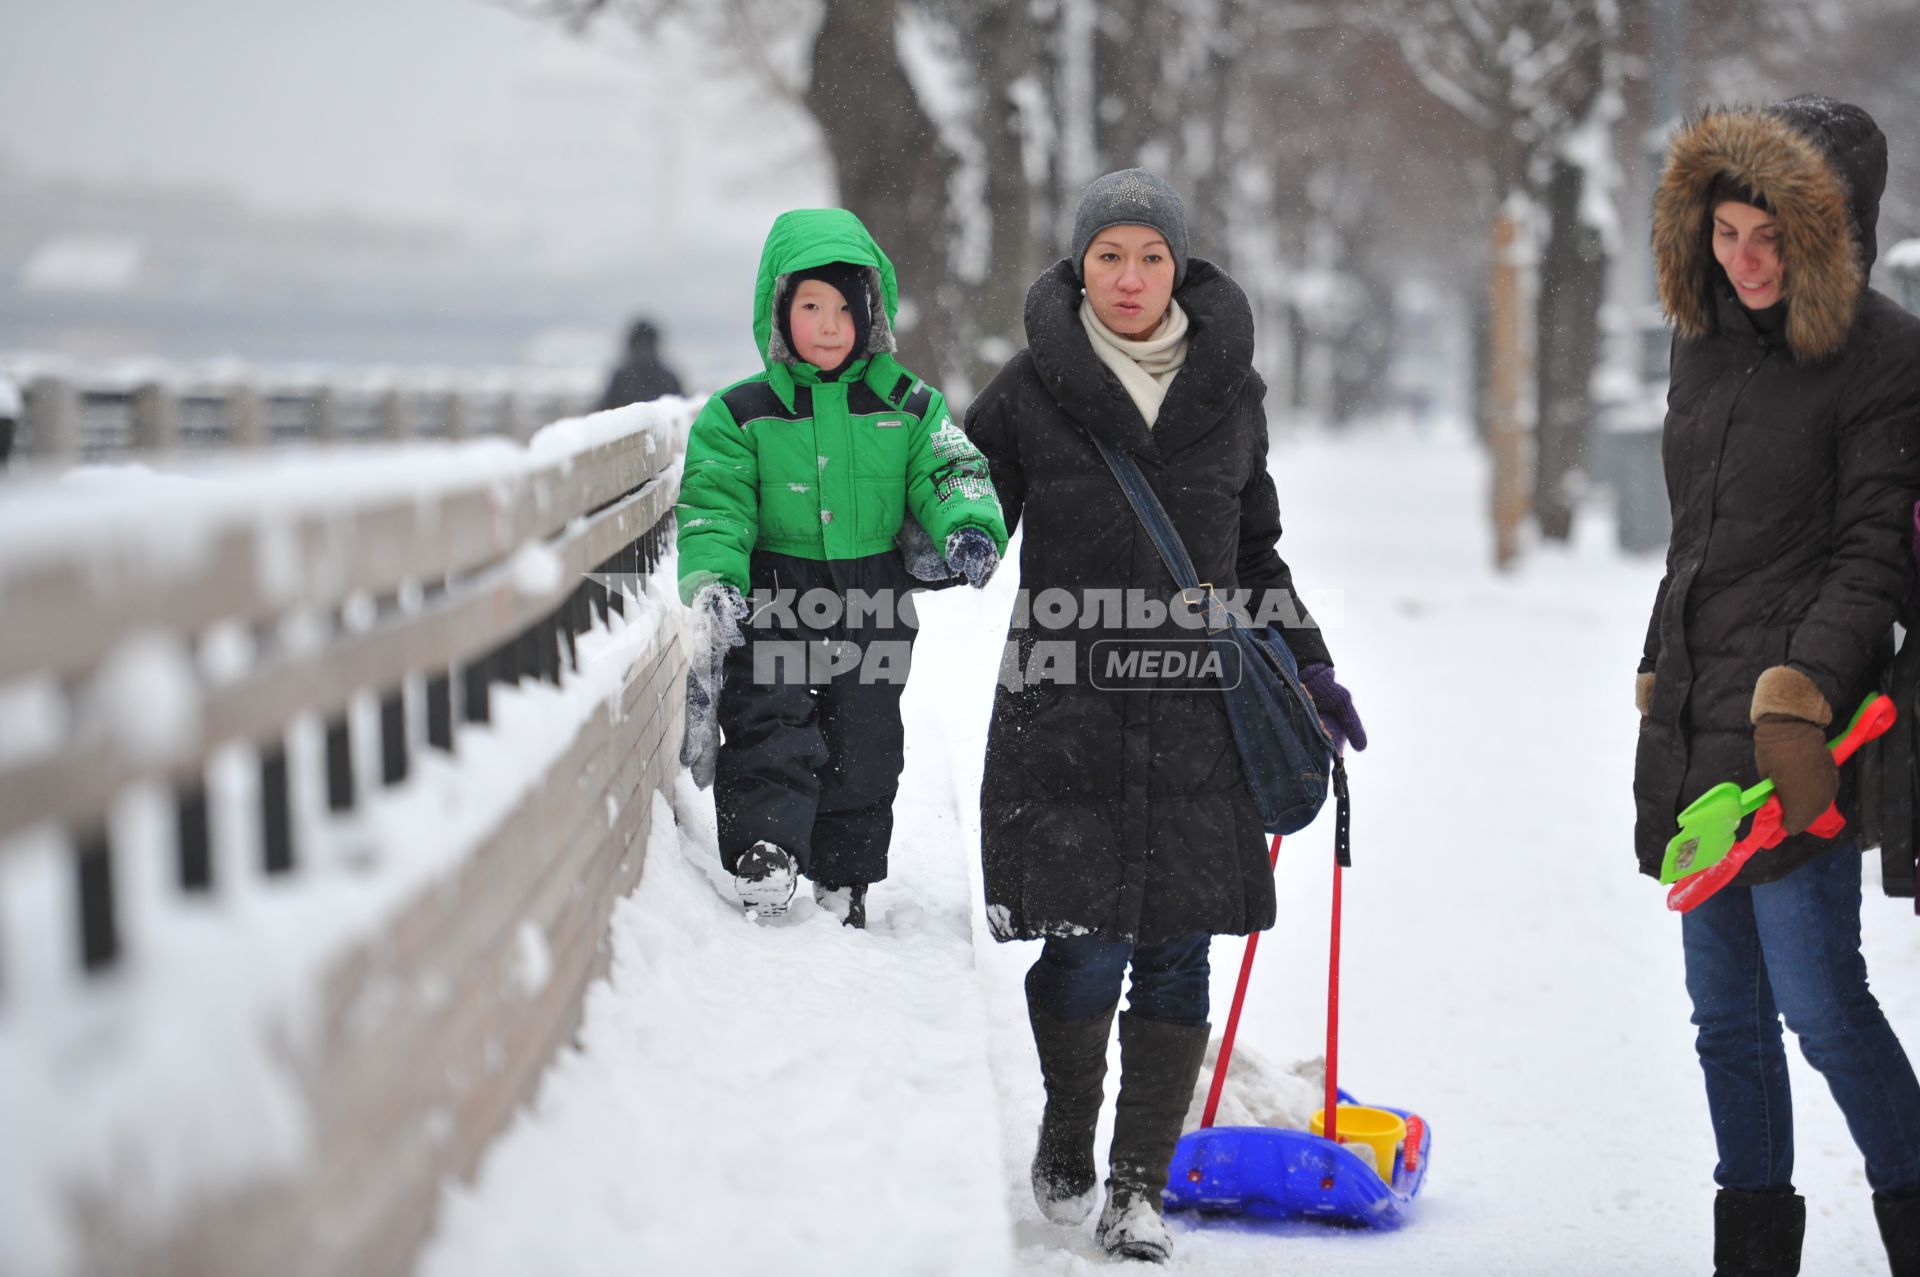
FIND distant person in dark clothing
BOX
[597,318,684,410]
[0,374,18,467]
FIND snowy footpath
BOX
[416,426,1920,1276]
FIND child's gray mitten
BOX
[680,583,749,788]
[944,527,999,589]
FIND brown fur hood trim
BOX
[1653,100,1885,362]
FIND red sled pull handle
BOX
[1669,694,1897,913]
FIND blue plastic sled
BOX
[1162,1092,1432,1229]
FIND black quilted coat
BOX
[1634,97,1920,884]
[965,257,1331,944]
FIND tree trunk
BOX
[804,0,959,383]
[1533,155,1608,542]
[1093,0,1158,169]
[964,0,1053,395]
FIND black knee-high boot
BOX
[1028,1000,1117,1224]
[1096,1012,1208,1264]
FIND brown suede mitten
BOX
[1750,665,1836,836]
[1636,672,1655,717]
[1752,715,1838,835]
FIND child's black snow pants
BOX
[714,550,921,887]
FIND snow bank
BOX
[414,776,1014,1276]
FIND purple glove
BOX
[1298,663,1367,754]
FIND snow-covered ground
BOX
[416,423,1920,1276]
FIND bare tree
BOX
[1367,0,1617,560]
[507,0,964,379]
[503,0,1283,399]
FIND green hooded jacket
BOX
[676,209,1007,604]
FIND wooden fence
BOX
[0,403,692,1276]
[9,371,594,463]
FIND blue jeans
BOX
[1681,846,1920,1196]
[1025,934,1212,1026]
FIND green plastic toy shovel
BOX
[1658,693,1894,885]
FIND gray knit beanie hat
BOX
[1070,168,1190,288]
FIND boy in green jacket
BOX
[677,208,1007,927]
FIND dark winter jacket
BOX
[965,257,1331,945]
[1634,97,1920,884]
[597,322,683,410]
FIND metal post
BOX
[325,712,355,812]
[444,392,470,441]
[261,742,294,874]
[226,384,267,449]
[378,389,410,442]
[177,782,213,891]
[76,829,119,972]
[309,387,339,443]
[427,671,454,751]
[131,382,179,453]
[23,376,80,462]
[380,688,408,786]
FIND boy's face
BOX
[788,278,856,369]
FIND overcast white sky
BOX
[0,0,831,349]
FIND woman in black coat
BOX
[964,169,1363,1263]
[1636,97,1920,1274]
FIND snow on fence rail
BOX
[0,399,694,1277]
[10,366,594,463]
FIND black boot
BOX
[733,841,796,919]
[1876,1191,1920,1277]
[1028,1001,1117,1224]
[1096,1012,1209,1264]
[1713,1188,1806,1276]
[811,881,868,929]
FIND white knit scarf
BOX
[1079,297,1190,428]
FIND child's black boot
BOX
[812,881,868,929]
[734,841,797,919]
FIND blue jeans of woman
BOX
[1025,933,1212,1025]
[1681,846,1920,1196]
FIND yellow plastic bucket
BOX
[1309,1105,1407,1180]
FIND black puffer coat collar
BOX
[1023,256,1254,462]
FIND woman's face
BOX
[1081,225,1176,338]
[787,278,855,368]
[1712,200,1785,309]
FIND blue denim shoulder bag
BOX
[1089,432,1349,859]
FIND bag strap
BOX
[1086,431,1206,593]
[1090,428,1354,865]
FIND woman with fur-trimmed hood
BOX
[1636,96,1920,1275]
